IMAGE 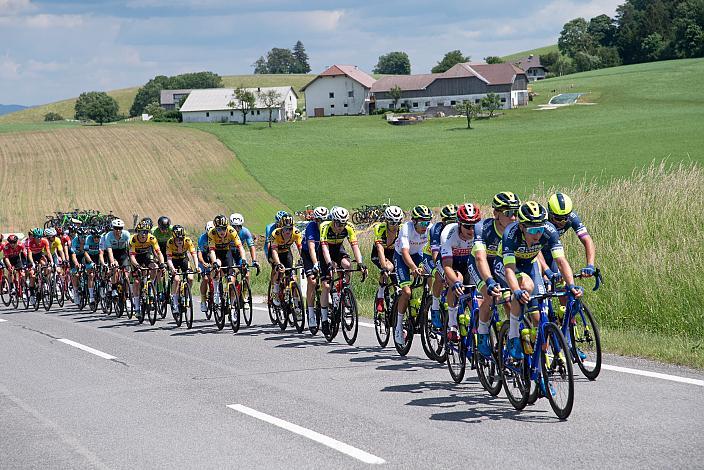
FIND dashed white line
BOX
[227,404,385,465]
[57,339,116,360]
[585,362,704,387]
[0,318,7,323]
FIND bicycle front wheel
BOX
[0,276,11,307]
[498,321,530,411]
[228,285,240,333]
[476,322,502,396]
[571,303,601,380]
[241,278,253,327]
[542,322,575,419]
[267,279,277,325]
[374,293,390,348]
[340,288,358,346]
[392,294,414,356]
[444,309,466,384]
[184,287,193,329]
[291,282,305,334]
[42,279,53,311]
[147,283,158,326]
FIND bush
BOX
[44,112,64,121]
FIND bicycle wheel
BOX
[0,276,10,307]
[308,290,321,336]
[42,278,53,311]
[374,286,391,347]
[340,287,358,345]
[570,303,601,380]
[228,284,240,333]
[205,287,213,321]
[324,308,340,342]
[267,279,277,325]
[158,276,168,319]
[184,287,193,329]
[392,294,414,356]
[173,289,183,328]
[290,282,305,334]
[351,211,363,225]
[419,293,442,362]
[240,278,253,327]
[542,322,575,419]
[213,282,225,330]
[498,322,530,411]
[444,309,466,383]
[476,322,502,396]
[276,297,288,331]
[100,280,111,315]
[11,280,20,310]
[55,275,65,308]
[147,283,158,326]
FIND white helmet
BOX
[331,206,349,224]
[384,205,404,224]
[313,206,329,220]
[205,221,215,232]
[230,213,244,226]
[44,227,57,237]
[111,218,125,229]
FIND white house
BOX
[180,87,298,123]
[301,64,376,117]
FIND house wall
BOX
[526,68,546,81]
[374,92,515,111]
[304,76,369,117]
[182,108,284,123]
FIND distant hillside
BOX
[501,45,558,62]
[0,104,29,116]
[0,74,315,124]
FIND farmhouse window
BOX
[425,101,430,107]
[251,110,254,115]
[230,111,233,116]
[451,100,456,105]
[206,112,209,117]
[501,98,506,103]
[475,99,480,104]
[257,110,260,115]
[343,103,348,107]
[330,104,335,108]
[348,91,354,98]
[329,92,335,98]
[412,102,418,107]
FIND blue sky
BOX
[0,0,622,105]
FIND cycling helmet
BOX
[457,203,481,224]
[518,201,548,225]
[111,218,125,229]
[313,206,329,220]
[76,228,87,237]
[213,215,228,228]
[440,204,458,222]
[384,205,404,224]
[278,215,294,228]
[275,210,289,222]
[205,221,215,232]
[7,234,18,244]
[230,213,244,226]
[410,205,432,221]
[44,227,57,237]
[141,217,153,229]
[492,191,521,211]
[135,222,149,232]
[90,227,101,237]
[172,225,185,239]
[158,216,171,229]
[330,207,350,224]
[547,193,573,216]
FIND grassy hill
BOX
[501,44,558,62]
[0,124,285,232]
[0,74,315,124]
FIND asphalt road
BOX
[1,299,703,469]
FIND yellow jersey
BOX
[48,237,63,255]
[207,226,242,251]
[129,234,160,256]
[269,227,302,253]
[166,237,196,260]
[319,221,358,247]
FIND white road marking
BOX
[359,322,374,328]
[227,404,385,465]
[252,306,268,312]
[0,318,7,322]
[57,339,116,360]
[585,362,704,387]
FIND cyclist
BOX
[166,225,199,312]
[440,203,482,341]
[141,217,154,230]
[26,228,52,306]
[83,227,103,306]
[264,211,289,258]
[152,216,173,261]
[319,207,367,336]
[44,227,65,273]
[230,212,259,276]
[268,214,303,307]
[207,215,245,306]
[69,228,89,304]
[371,205,403,313]
[197,220,214,313]
[301,206,328,326]
[2,234,26,292]
[393,205,433,344]
[428,204,458,328]
[129,221,164,316]
[61,227,74,264]
[502,201,583,360]
[473,191,521,355]
[542,192,596,280]
[103,219,131,297]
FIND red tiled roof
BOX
[514,55,547,72]
[301,64,375,90]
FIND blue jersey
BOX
[264,222,276,253]
[472,218,503,259]
[236,227,254,248]
[104,230,131,251]
[197,232,209,254]
[428,221,445,254]
[542,212,589,266]
[502,221,564,272]
[301,221,321,253]
[71,236,87,256]
[84,236,101,256]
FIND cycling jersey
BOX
[84,236,101,256]
[428,221,446,254]
[166,237,196,260]
[301,221,321,253]
[104,230,131,251]
[472,218,503,259]
[26,237,50,256]
[269,227,302,253]
[129,234,160,256]
[553,212,588,238]
[395,221,428,256]
[2,241,25,259]
[440,223,474,262]
[151,226,173,245]
[372,222,398,250]
[197,232,209,254]
[502,221,564,272]
[263,222,277,254]
[236,227,254,248]
[71,236,87,256]
[47,237,63,256]
[319,221,358,247]
[207,226,242,252]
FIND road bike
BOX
[170,270,199,329]
[391,270,441,360]
[235,263,259,328]
[211,264,240,332]
[324,266,365,345]
[373,269,397,347]
[133,266,159,325]
[270,265,305,333]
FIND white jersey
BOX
[395,221,428,256]
[440,223,474,261]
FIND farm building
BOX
[179,87,298,123]
[513,55,547,81]
[160,89,192,110]
[301,64,376,117]
[370,62,529,112]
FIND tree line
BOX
[253,40,311,74]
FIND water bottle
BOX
[409,297,421,317]
[521,328,533,355]
[458,313,470,337]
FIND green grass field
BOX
[501,44,559,62]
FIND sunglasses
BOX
[137,230,149,235]
[550,214,569,222]
[282,227,293,232]
[459,222,475,230]
[113,228,122,231]
[525,225,545,235]
[415,220,431,228]
[499,209,518,217]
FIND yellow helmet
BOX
[548,193,573,216]
[517,201,547,224]
[492,191,520,210]
[411,205,432,220]
[439,204,457,222]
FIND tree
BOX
[44,112,63,121]
[480,93,501,118]
[540,51,575,76]
[177,94,189,110]
[144,101,165,120]
[74,91,119,125]
[573,51,602,72]
[431,50,470,73]
[129,71,222,116]
[558,18,595,58]
[484,56,504,64]
[596,46,622,68]
[258,89,282,127]
[389,85,402,110]
[373,51,411,75]
[292,40,311,73]
[266,48,296,74]
[588,14,617,47]
[454,101,480,129]
[252,56,268,74]
[229,87,256,125]
[673,0,704,58]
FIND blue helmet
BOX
[275,210,289,222]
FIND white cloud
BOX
[24,13,85,29]
[0,0,35,15]
[301,9,344,32]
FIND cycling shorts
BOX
[371,246,395,271]
[213,249,233,269]
[301,248,317,276]
[133,253,155,271]
[394,251,431,288]
[515,261,545,312]
[112,249,130,268]
[172,257,190,275]
[5,255,24,270]
[320,244,349,280]
[268,248,293,270]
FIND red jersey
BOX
[26,237,50,255]
[2,241,25,258]
[61,234,71,248]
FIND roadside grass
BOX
[188,58,704,213]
